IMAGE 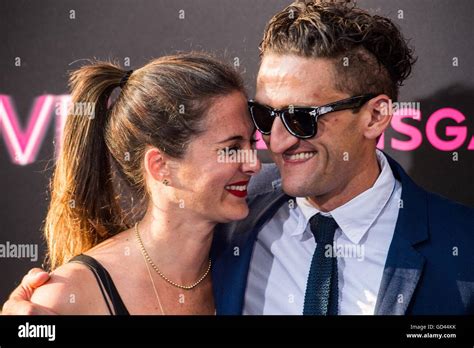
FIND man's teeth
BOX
[225,185,247,191]
[287,152,316,160]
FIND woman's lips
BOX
[225,180,249,198]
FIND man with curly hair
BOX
[4,1,474,316]
[211,0,474,315]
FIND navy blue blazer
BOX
[211,155,474,315]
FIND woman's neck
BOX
[136,204,215,285]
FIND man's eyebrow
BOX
[253,100,315,109]
[217,135,245,144]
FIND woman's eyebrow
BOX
[217,135,245,144]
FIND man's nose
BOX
[269,116,299,154]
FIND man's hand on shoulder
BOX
[2,268,56,315]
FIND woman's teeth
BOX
[286,152,316,160]
[225,185,247,191]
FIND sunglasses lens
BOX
[285,110,315,137]
[250,104,273,134]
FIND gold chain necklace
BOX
[139,244,166,314]
[134,223,212,290]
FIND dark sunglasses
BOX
[248,94,376,139]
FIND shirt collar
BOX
[293,150,396,244]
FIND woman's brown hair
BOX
[44,53,244,270]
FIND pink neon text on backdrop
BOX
[1,95,473,166]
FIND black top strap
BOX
[69,254,130,315]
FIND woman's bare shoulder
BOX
[30,229,136,315]
[30,261,110,315]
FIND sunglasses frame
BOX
[248,94,377,139]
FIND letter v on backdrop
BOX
[0,95,70,165]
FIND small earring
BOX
[162,179,169,186]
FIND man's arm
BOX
[2,268,56,315]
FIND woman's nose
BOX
[241,150,261,176]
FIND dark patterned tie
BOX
[303,213,339,315]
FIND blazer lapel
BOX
[375,155,429,315]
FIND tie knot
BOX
[309,214,338,244]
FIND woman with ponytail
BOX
[25,53,261,314]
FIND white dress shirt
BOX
[243,150,402,315]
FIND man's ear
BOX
[363,94,392,141]
[144,147,170,183]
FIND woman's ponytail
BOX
[44,62,129,270]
